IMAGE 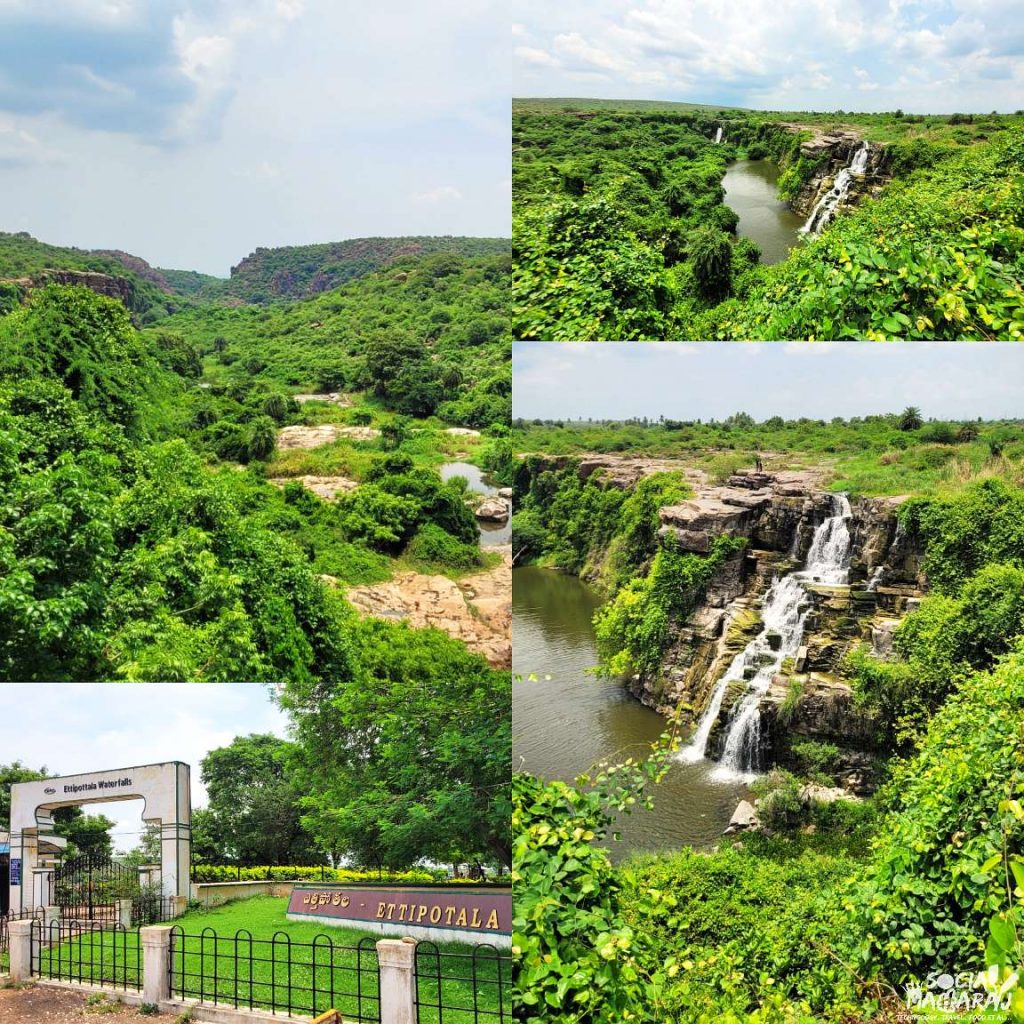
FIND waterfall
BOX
[714,126,723,144]
[800,142,870,236]
[866,566,885,592]
[679,495,853,780]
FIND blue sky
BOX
[513,0,1024,113]
[513,343,1024,421]
[0,1,510,274]
[1,684,288,852]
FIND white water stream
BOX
[679,495,853,781]
[801,142,870,236]
[714,126,723,144]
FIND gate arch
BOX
[7,762,190,914]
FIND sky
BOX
[513,343,1024,421]
[513,0,1024,114]
[1,684,288,853]
[0,0,510,275]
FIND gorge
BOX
[512,450,933,848]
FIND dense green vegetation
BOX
[0,230,191,321]
[153,250,510,428]
[512,99,1024,340]
[206,235,511,303]
[0,239,510,681]
[513,428,1024,1019]
[513,412,1024,497]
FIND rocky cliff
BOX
[788,129,893,221]
[645,468,922,787]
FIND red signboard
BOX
[287,885,512,937]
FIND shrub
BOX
[689,227,733,302]
[405,523,482,573]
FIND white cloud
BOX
[515,45,560,68]
[414,184,463,203]
[513,0,1024,112]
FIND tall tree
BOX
[200,734,322,866]
[282,619,512,870]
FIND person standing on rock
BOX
[755,453,763,473]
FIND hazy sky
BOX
[0,0,510,275]
[513,343,1024,421]
[513,0,1024,113]
[1,684,288,852]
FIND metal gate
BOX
[50,853,137,923]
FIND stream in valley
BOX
[512,565,748,858]
[723,160,805,265]
[440,461,510,547]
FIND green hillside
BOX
[0,231,191,322]
[205,235,512,304]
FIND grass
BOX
[514,419,1024,498]
[36,897,509,1023]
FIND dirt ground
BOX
[0,984,161,1023]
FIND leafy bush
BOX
[595,535,745,680]
[689,227,733,302]
[405,523,482,573]
[853,648,1024,982]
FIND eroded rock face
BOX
[276,425,380,449]
[344,548,511,668]
[292,392,353,406]
[785,129,893,220]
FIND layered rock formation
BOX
[643,468,922,786]
[788,130,892,222]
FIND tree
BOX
[282,619,511,869]
[0,762,48,827]
[689,227,733,302]
[898,406,923,431]
[200,734,322,866]
[245,415,277,461]
[58,814,115,858]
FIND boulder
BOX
[724,800,760,835]
[475,497,511,522]
[276,424,380,449]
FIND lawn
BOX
[36,896,509,1023]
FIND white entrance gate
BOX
[7,762,191,914]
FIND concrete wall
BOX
[191,880,296,905]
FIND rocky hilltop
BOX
[218,236,512,304]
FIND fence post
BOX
[377,938,417,1024]
[8,919,35,982]
[117,898,133,929]
[43,906,60,928]
[140,926,172,1005]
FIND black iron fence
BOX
[1,907,45,954]
[415,942,511,1024]
[168,926,381,1022]
[31,920,143,991]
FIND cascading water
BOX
[866,566,885,592]
[714,126,723,144]
[800,142,870,236]
[679,495,853,781]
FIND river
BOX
[512,566,749,857]
[440,461,509,547]
[723,159,805,265]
